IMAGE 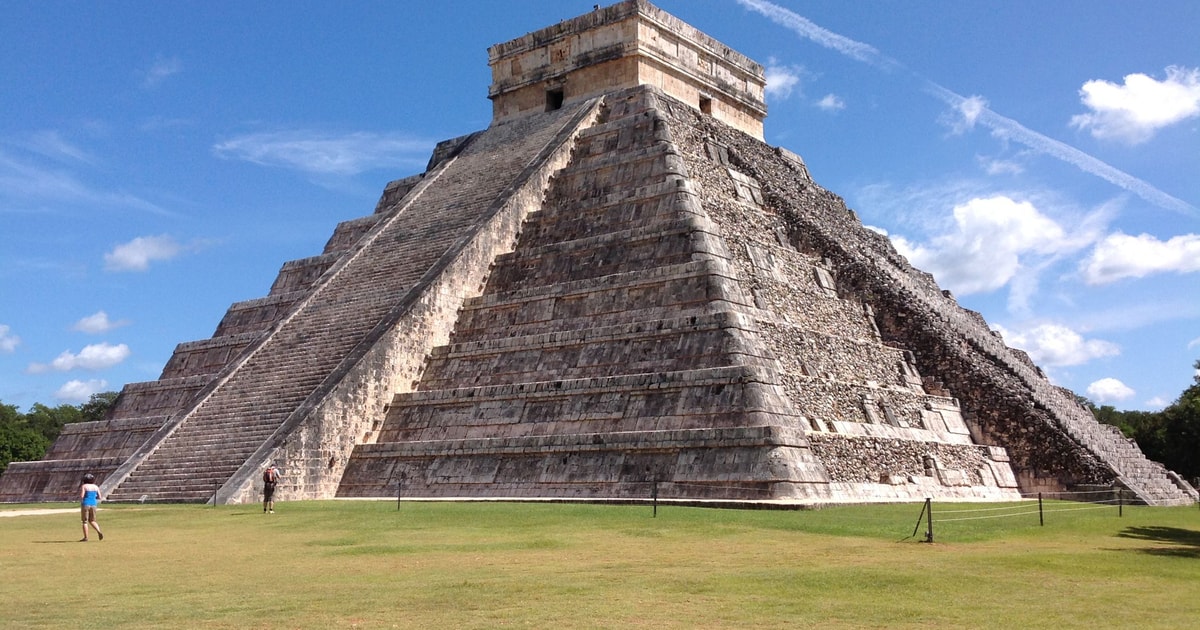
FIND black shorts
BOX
[264,483,276,500]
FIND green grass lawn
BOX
[1,499,1197,629]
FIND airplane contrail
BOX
[734,0,1197,217]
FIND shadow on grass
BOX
[1117,526,1200,558]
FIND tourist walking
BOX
[263,464,280,513]
[79,473,104,542]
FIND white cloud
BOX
[997,323,1119,367]
[55,379,108,403]
[0,324,19,353]
[1189,337,1200,350]
[213,131,432,176]
[28,342,131,373]
[1070,66,1200,144]
[104,235,183,272]
[944,95,987,135]
[924,83,1196,217]
[764,61,805,100]
[142,55,182,89]
[978,156,1024,176]
[26,130,92,163]
[1081,232,1200,284]
[735,0,888,66]
[1144,396,1169,409]
[889,196,1081,296]
[815,94,845,111]
[738,0,1195,215]
[0,149,169,215]
[1086,377,1135,403]
[72,311,128,334]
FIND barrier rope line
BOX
[389,478,1141,540]
[938,509,1042,523]
[935,503,1037,514]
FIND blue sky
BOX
[2,1,1197,413]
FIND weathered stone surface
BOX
[489,0,766,139]
[3,1,1193,507]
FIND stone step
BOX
[780,373,965,434]
[160,332,263,380]
[454,259,740,339]
[106,100,600,502]
[214,290,309,336]
[376,365,785,444]
[553,138,679,178]
[269,251,344,294]
[762,321,918,386]
[485,219,708,291]
[422,313,750,390]
[519,182,697,249]
[323,213,385,254]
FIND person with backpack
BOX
[262,465,281,513]
[79,473,104,541]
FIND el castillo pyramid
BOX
[3,1,1195,506]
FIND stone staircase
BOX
[103,102,600,502]
[0,179,396,502]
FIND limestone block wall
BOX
[763,323,918,389]
[269,253,342,294]
[106,376,211,420]
[159,333,260,380]
[341,426,822,500]
[212,292,306,337]
[43,417,164,460]
[323,216,380,253]
[0,457,125,502]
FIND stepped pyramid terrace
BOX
[2,0,1195,507]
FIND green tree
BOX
[1155,360,1200,481]
[0,401,51,475]
[0,392,118,475]
[79,391,119,423]
[0,422,49,475]
[23,403,82,442]
[0,401,19,427]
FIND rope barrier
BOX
[935,503,1036,515]
[1039,503,1121,514]
[1019,489,1121,498]
[937,509,1042,523]
[387,476,1143,542]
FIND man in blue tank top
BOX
[79,473,104,542]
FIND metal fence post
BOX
[924,498,933,543]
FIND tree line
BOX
[1,361,1197,483]
[0,392,117,475]
[1084,360,1200,483]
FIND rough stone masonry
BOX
[2,0,1194,507]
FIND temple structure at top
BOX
[488,0,767,139]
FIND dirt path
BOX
[0,508,76,518]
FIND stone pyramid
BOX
[2,0,1194,506]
